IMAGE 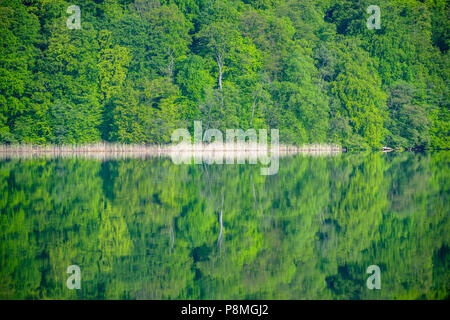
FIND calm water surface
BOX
[0,151,448,299]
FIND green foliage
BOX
[0,0,447,149]
[385,82,432,148]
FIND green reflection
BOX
[0,152,448,299]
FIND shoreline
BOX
[0,143,344,153]
[0,143,344,159]
[0,144,446,156]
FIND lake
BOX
[0,151,448,299]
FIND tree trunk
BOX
[217,53,223,90]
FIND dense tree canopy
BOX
[0,0,448,149]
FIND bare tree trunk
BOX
[250,90,259,126]
[217,53,223,90]
[162,46,174,80]
[167,47,174,79]
[250,80,267,125]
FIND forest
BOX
[0,0,448,149]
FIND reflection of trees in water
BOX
[0,152,448,299]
